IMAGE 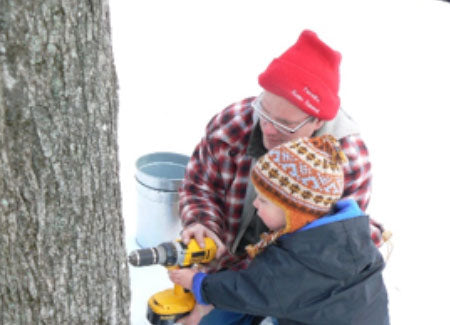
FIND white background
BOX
[109,0,450,324]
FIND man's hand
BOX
[181,223,226,258]
[176,303,214,325]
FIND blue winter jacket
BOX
[192,199,389,325]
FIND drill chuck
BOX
[127,248,157,267]
[128,242,181,267]
[128,237,217,268]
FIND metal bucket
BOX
[135,152,189,248]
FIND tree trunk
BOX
[0,0,130,323]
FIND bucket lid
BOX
[136,152,190,191]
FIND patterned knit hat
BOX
[246,134,347,258]
[258,30,341,120]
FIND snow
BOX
[109,0,450,324]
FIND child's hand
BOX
[168,268,198,290]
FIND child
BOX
[169,135,389,325]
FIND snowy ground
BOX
[109,1,450,324]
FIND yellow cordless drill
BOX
[128,238,217,325]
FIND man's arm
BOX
[179,135,227,239]
[339,134,384,247]
[178,100,254,250]
[339,134,371,210]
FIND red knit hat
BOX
[258,30,341,120]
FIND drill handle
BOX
[169,266,192,296]
[174,283,188,296]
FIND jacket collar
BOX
[246,122,267,159]
[278,199,364,242]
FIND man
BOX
[178,29,386,324]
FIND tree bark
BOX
[0,0,130,323]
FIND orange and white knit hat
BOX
[246,134,347,258]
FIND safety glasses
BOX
[251,95,315,134]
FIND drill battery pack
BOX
[146,287,195,325]
[147,307,188,325]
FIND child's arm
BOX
[192,258,283,315]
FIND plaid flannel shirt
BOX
[179,97,382,271]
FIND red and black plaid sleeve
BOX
[339,134,371,211]
[339,135,383,247]
[179,99,254,246]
